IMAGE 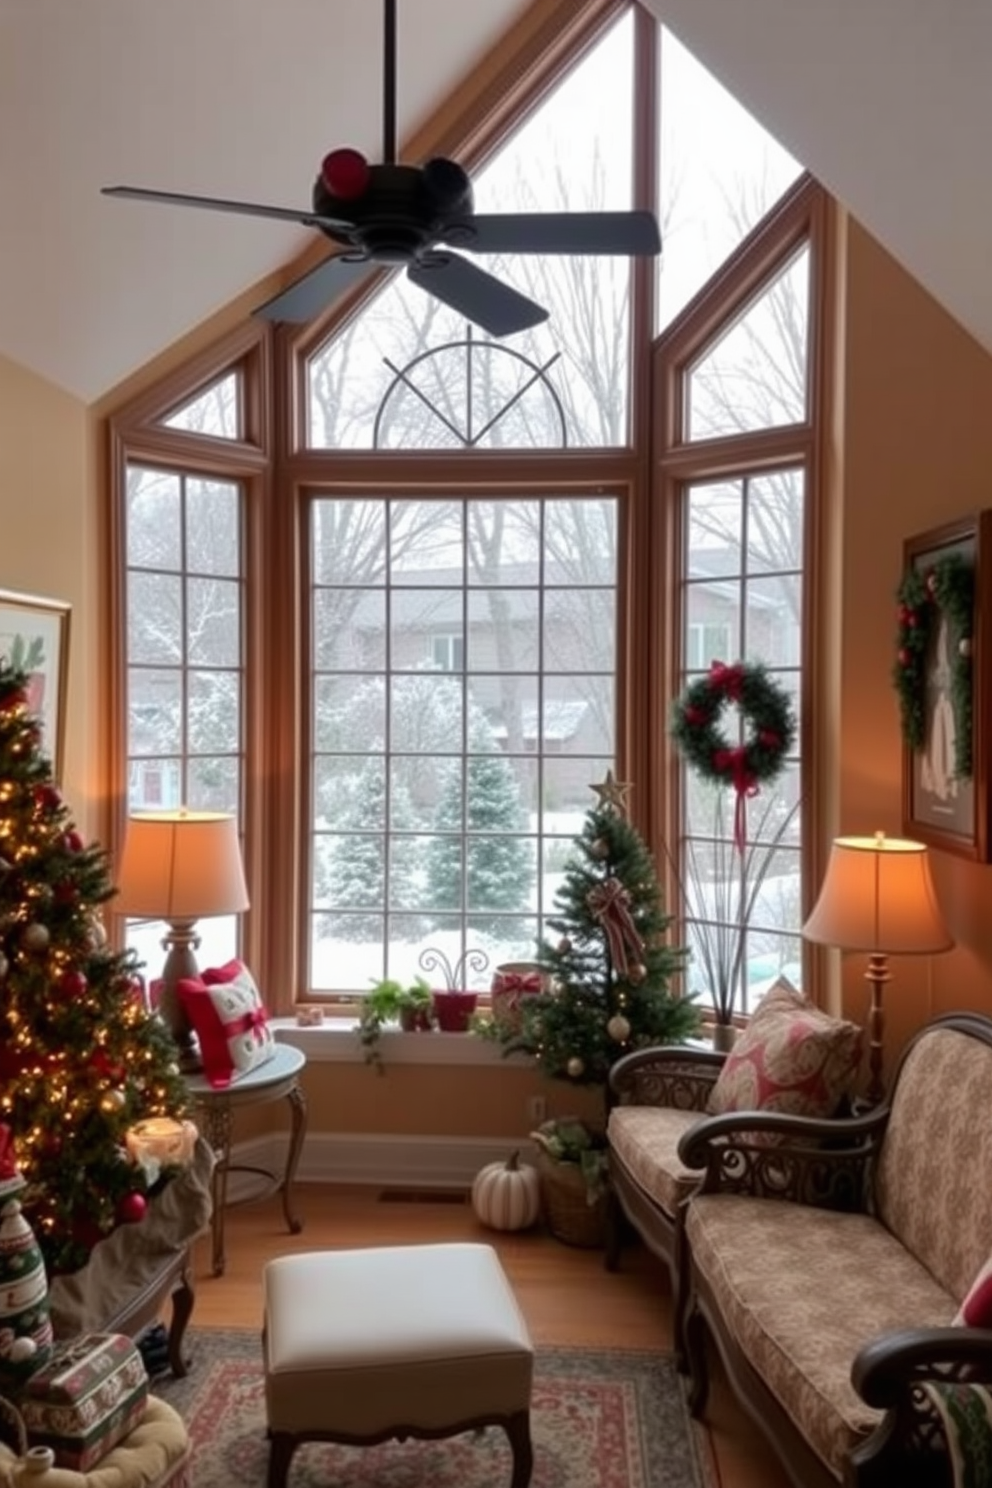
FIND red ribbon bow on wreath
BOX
[713,745,760,852]
[708,659,745,703]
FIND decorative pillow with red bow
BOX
[177,959,275,1089]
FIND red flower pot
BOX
[432,990,478,1032]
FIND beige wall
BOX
[835,220,992,1072]
[0,353,101,836]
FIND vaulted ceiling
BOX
[2,0,989,403]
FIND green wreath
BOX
[892,553,974,777]
[670,661,796,790]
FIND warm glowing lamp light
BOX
[802,831,953,1104]
[116,810,249,1071]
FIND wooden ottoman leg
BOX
[267,1430,298,1488]
[505,1409,533,1488]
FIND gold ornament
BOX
[607,1014,631,1042]
[566,1056,585,1078]
[591,837,610,859]
[21,923,50,952]
[960,637,973,658]
[100,1089,127,1113]
[557,938,571,955]
[628,962,647,984]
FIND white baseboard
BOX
[223,1131,530,1203]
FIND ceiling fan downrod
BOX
[383,0,397,165]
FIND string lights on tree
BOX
[0,662,189,1275]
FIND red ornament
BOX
[63,830,84,853]
[0,687,27,714]
[321,147,370,199]
[898,647,911,666]
[53,879,77,905]
[757,729,780,748]
[58,968,87,998]
[906,611,917,628]
[33,784,61,812]
[117,1192,147,1225]
[684,705,707,727]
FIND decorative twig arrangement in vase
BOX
[669,661,800,1046]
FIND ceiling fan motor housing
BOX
[312,157,474,262]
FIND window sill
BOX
[270,1018,525,1067]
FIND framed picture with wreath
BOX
[894,512,992,860]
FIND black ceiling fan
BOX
[101,0,661,337]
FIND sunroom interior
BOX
[4,0,992,1162]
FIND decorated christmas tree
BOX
[0,663,189,1275]
[495,773,700,1097]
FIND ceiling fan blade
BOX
[101,185,353,234]
[449,210,662,257]
[253,254,375,323]
[407,254,548,337]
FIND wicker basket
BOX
[534,1148,608,1249]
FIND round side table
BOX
[185,1043,308,1277]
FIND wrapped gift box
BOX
[18,1331,149,1470]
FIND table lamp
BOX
[116,810,249,1071]
[802,831,953,1104]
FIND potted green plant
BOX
[355,976,433,1071]
[529,1116,610,1248]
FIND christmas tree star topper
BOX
[590,770,631,815]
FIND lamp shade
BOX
[115,810,249,920]
[802,832,953,955]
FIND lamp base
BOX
[158,921,203,1075]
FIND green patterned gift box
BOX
[18,1331,149,1470]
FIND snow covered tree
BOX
[315,757,417,938]
[0,663,188,1274]
[494,773,700,1098]
[425,712,533,937]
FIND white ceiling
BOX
[0,0,531,402]
[2,0,990,403]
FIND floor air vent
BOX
[378,1189,468,1205]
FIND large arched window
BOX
[109,0,830,1015]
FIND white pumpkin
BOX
[471,1150,541,1232]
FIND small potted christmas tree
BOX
[482,772,700,1244]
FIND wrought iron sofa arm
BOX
[853,1325,992,1407]
[609,1044,726,1112]
[677,1108,888,1208]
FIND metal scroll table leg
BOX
[201,1100,234,1278]
[281,1079,307,1236]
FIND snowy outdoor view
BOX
[123,10,807,1016]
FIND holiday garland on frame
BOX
[892,553,974,778]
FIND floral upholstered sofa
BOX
[605,979,863,1321]
[676,1011,992,1488]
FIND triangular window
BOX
[684,246,810,442]
[160,372,241,440]
[657,28,802,333]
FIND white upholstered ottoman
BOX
[262,1242,534,1488]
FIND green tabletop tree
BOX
[490,773,700,1103]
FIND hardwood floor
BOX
[185,1183,790,1488]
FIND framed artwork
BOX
[0,589,71,779]
[898,512,992,861]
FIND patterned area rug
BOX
[155,1328,715,1487]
